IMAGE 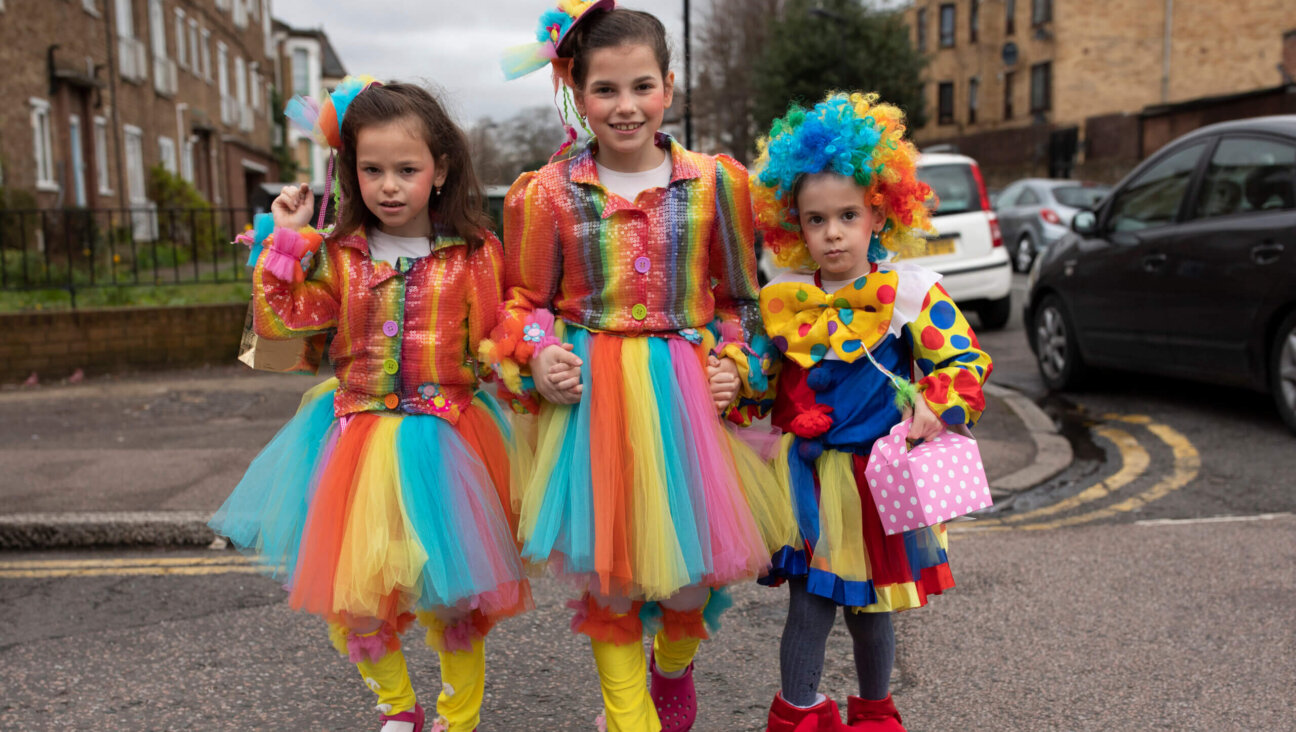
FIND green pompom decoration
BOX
[892,377,918,412]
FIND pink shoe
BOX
[649,652,697,732]
[379,702,425,731]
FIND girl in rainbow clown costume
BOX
[748,93,992,731]
[484,2,797,730]
[210,77,531,732]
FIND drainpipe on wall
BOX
[1161,0,1174,103]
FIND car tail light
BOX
[988,212,1004,248]
[969,162,992,212]
[1040,208,1062,225]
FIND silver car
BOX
[995,179,1110,272]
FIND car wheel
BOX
[1270,311,1296,434]
[1014,234,1035,272]
[1033,294,1086,390]
[976,295,1012,331]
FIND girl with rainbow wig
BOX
[750,92,993,731]
[488,3,796,730]
[211,77,531,732]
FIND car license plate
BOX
[903,236,957,258]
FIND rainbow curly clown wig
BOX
[751,92,936,271]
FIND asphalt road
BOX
[2,274,1293,731]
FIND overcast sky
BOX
[271,0,692,127]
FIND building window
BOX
[181,137,194,183]
[30,98,58,192]
[292,48,310,96]
[970,0,980,43]
[1004,71,1016,120]
[968,77,979,125]
[233,0,247,28]
[1006,0,1016,35]
[939,4,956,47]
[938,82,955,125]
[69,115,88,206]
[174,9,187,70]
[82,0,99,16]
[115,0,147,82]
[94,116,112,194]
[123,125,146,206]
[149,0,177,95]
[1030,62,1051,113]
[250,62,261,111]
[159,136,178,174]
[200,28,212,82]
[1032,0,1053,25]
[218,42,234,125]
[188,19,200,77]
[915,8,927,52]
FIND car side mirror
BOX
[1072,209,1098,236]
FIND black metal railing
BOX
[0,207,255,305]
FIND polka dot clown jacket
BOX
[250,225,504,424]
[741,262,992,449]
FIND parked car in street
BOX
[995,178,1111,272]
[912,152,1014,329]
[1024,115,1296,433]
[758,152,1014,328]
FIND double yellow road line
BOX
[0,554,264,579]
[953,414,1200,533]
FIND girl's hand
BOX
[533,343,583,404]
[905,396,945,442]
[271,183,314,230]
[707,355,740,413]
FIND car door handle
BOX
[1142,253,1167,272]
[1251,242,1284,265]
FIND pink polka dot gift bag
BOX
[865,419,992,535]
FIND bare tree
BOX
[692,0,781,163]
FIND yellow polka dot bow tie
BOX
[758,271,899,369]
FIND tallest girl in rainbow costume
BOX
[484,2,796,730]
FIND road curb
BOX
[0,511,215,550]
[984,383,1073,497]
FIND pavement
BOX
[0,365,1073,549]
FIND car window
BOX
[996,182,1022,209]
[918,164,983,216]
[1017,187,1041,206]
[1107,142,1207,232]
[1190,137,1296,220]
[1053,185,1109,209]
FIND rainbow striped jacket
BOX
[486,135,767,406]
[251,225,503,423]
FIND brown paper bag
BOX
[236,302,326,375]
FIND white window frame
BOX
[188,19,200,78]
[233,0,248,28]
[249,62,261,111]
[82,1,100,17]
[291,47,310,96]
[200,28,212,83]
[124,125,146,205]
[181,136,195,183]
[30,98,59,192]
[159,136,178,175]
[218,42,233,124]
[262,0,274,57]
[94,116,112,194]
[69,114,88,206]
[174,8,187,70]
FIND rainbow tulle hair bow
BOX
[283,74,382,149]
[500,0,615,80]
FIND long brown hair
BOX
[559,9,672,90]
[334,83,491,249]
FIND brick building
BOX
[272,19,347,187]
[903,0,1296,184]
[1,0,283,213]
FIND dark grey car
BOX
[1024,115,1296,433]
[996,179,1110,272]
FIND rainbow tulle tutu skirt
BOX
[762,434,954,612]
[210,378,532,625]
[520,328,797,600]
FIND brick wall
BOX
[0,302,246,384]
